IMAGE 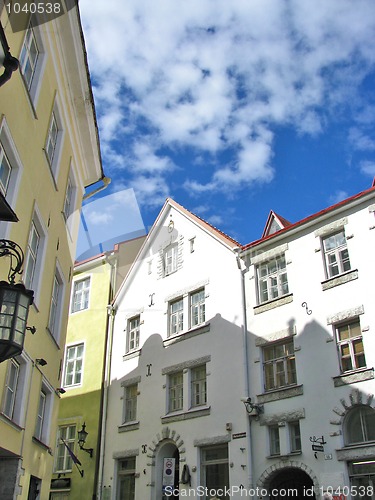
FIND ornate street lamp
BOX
[77,422,94,458]
[0,240,34,363]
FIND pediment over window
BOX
[262,211,292,238]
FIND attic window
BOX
[163,244,178,276]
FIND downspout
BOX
[234,248,254,490]
[96,255,117,499]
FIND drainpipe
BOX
[233,248,254,491]
[96,254,117,499]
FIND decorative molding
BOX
[194,434,231,447]
[121,375,142,387]
[162,356,211,375]
[336,444,375,462]
[333,368,374,387]
[250,243,289,265]
[254,294,293,314]
[255,326,296,347]
[314,217,348,237]
[118,422,140,433]
[257,461,319,494]
[322,270,358,290]
[161,406,211,423]
[113,448,139,459]
[368,204,375,213]
[163,323,210,346]
[257,385,303,404]
[327,305,364,325]
[164,278,209,302]
[259,408,305,426]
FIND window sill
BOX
[333,367,374,387]
[163,323,210,346]
[118,421,140,433]
[161,405,211,423]
[257,384,303,403]
[321,269,358,290]
[254,294,293,314]
[0,412,23,430]
[32,436,52,453]
[123,348,141,361]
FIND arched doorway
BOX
[154,440,180,500]
[269,468,316,499]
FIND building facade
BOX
[0,3,106,498]
[51,237,145,499]
[100,199,250,500]
[241,183,375,499]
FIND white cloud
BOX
[360,161,375,177]
[329,190,349,205]
[80,0,375,203]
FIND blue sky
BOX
[78,0,375,249]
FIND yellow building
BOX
[0,4,107,498]
[53,237,145,499]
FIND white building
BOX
[241,182,375,499]
[100,199,251,500]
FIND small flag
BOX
[61,438,82,466]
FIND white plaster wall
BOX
[244,198,375,497]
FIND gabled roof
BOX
[243,184,375,251]
[113,198,240,305]
[262,210,292,238]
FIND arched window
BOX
[344,405,375,445]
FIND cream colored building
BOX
[0,4,107,498]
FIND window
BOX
[63,344,84,387]
[168,372,183,412]
[24,220,39,289]
[344,406,375,445]
[55,425,77,472]
[336,320,366,373]
[0,142,11,196]
[19,22,45,104]
[191,365,207,407]
[263,340,296,391]
[124,384,138,423]
[169,298,183,336]
[201,445,229,497]
[127,316,140,352]
[190,289,205,327]
[257,255,289,303]
[3,359,19,419]
[164,244,178,276]
[34,390,46,441]
[23,210,47,298]
[63,175,74,221]
[2,356,29,426]
[289,421,301,452]
[322,230,351,278]
[349,460,375,500]
[28,476,41,500]
[117,456,136,500]
[269,425,280,456]
[71,277,90,313]
[48,265,64,342]
[45,102,64,180]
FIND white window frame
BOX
[269,425,280,456]
[2,359,20,420]
[263,339,297,391]
[126,316,140,352]
[168,298,183,336]
[48,262,65,344]
[23,208,47,303]
[55,424,77,473]
[19,21,46,106]
[45,99,64,182]
[190,365,207,407]
[35,390,46,441]
[34,380,53,445]
[71,276,90,313]
[288,421,301,453]
[200,445,229,495]
[0,143,11,196]
[163,244,178,276]
[0,119,24,238]
[322,230,351,278]
[117,456,136,500]
[257,254,289,304]
[1,354,30,426]
[63,343,84,388]
[190,289,205,328]
[344,405,375,445]
[335,319,366,373]
[168,371,183,413]
[123,384,138,423]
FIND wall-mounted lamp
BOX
[78,422,94,458]
[56,387,66,395]
[36,358,47,366]
[0,240,35,363]
[241,397,263,416]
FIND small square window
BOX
[71,277,90,313]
